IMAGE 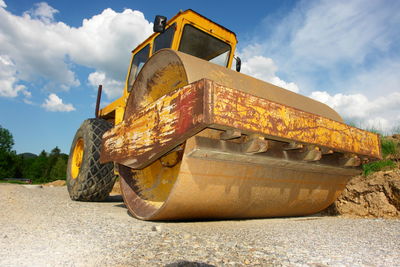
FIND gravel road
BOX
[1,184,399,267]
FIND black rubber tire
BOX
[67,118,116,201]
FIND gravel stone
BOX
[0,183,399,266]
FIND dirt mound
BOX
[327,167,400,218]
[43,180,66,187]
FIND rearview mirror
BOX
[153,15,167,33]
[235,56,241,72]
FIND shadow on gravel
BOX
[113,203,127,209]
[165,261,215,267]
[142,214,329,224]
[104,195,123,202]
[111,200,330,222]
[122,210,254,221]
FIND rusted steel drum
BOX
[119,136,356,220]
[119,49,354,220]
[126,49,343,121]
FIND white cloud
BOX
[0,0,6,8]
[25,2,59,23]
[310,91,400,132]
[0,3,152,102]
[240,55,299,93]
[238,0,400,132]
[251,0,400,70]
[88,71,124,99]
[23,99,33,105]
[41,93,75,112]
[0,55,29,97]
[0,4,80,90]
[66,8,152,81]
[290,0,398,66]
[345,60,400,98]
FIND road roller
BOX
[66,9,381,220]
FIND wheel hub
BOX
[71,138,84,179]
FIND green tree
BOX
[0,152,16,178]
[0,125,69,182]
[0,125,14,153]
[0,125,16,178]
[49,157,67,180]
[11,154,24,178]
[21,156,36,178]
[27,150,48,183]
[45,146,61,180]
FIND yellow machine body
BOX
[96,10,381,220]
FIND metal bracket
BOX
[283,142,303,150]
[242,134,269,154]
[321,147,334,155]
[339,154,361,167]
[299,146,322,161]
[220,129,241,140]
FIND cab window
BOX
[178,24,230,67]
[153,23,176,53]
[127,44,150,92]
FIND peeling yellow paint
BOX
[101,79,381,168]
[212,85,381,158]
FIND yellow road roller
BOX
[67,10,381,220]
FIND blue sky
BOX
[1,0,399,155]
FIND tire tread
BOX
[67,118,116,201]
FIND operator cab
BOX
[126,9,238,93]
[98,10,238,124]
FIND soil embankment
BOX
[327,167,400,218]
[327,134,400,218]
